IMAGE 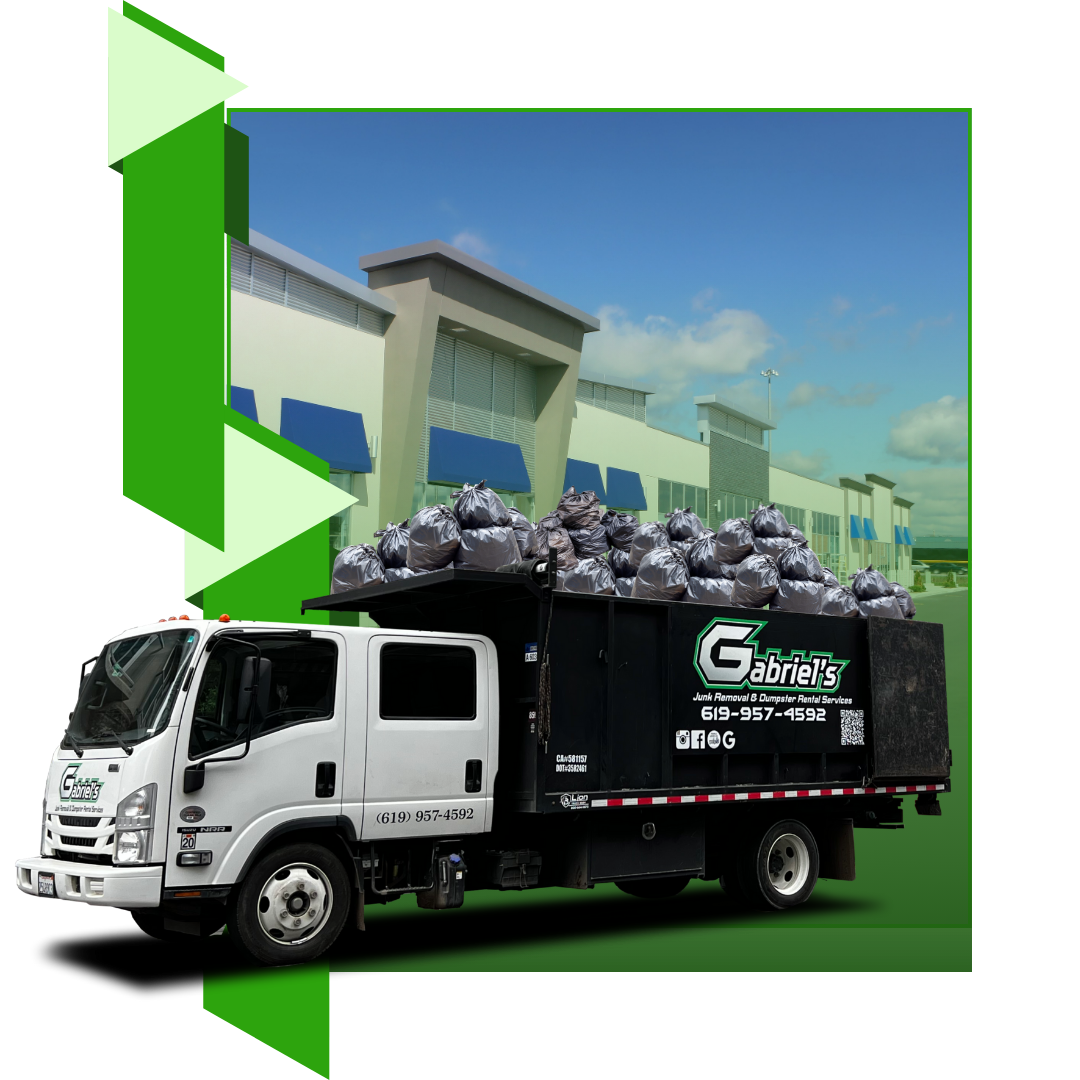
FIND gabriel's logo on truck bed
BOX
[59,764,102,802]
[694,618,849,693]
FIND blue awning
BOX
[903,526,914,546]
[605,467,647,510]
[849,515,864,540]
[564,459,606,503]
[427,427,531,492]
[863,517,879,542]
[894,525,905,545]
[280,398,372,472]
[230,386,258,424]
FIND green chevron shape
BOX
[185,423,357,596]
[108,7,246,166]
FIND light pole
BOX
[760,368,780,453]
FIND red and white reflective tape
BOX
[589,783,946,809]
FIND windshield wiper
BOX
[112,731,134,756]
[63,731,85,758]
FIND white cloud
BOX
[691,287,717,312]
[772,448,831,479]
[893,467,968,537]
[887,395,968,462]
[451,230,493,260]
[786,381,889,408]
[908,313,954,343]
[831,296,852,316]
[580,304,775,428]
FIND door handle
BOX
[315,761,336,798]
[465,759,482,793]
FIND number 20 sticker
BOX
[180,833,196,850]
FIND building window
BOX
[714,490,766,524]
[412,481,534,522]
[811,511,841,575]
[329,471,353,550]
[774,503,807,533]
[658,478,709,521]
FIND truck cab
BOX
[17,617,498,964]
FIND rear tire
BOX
[228,842,351,966]
[738,819,819,910]
[616,876,690,899]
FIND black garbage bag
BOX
[608,547,635,578]
[822,585,860,617]
[629,521,670,570]
[373,519,410,568]
[716,561,738,580]
[383,566,423,583]
[685,576,736,606]
[452,480,510,530]
[751,503,790,538]
[666,507,705,541]
[454,525,522,571]
[753,535,794,560]
[557,487,602,530]
[787,524,808,544]
[670,538,695,560]
[537,510,564,533]
[614,576,636,597]
[777,541,825,582]
[332,544,383,593]
[407,504,461,570]
[506,506,539,558]
[563,556,616,595]
[890,582,917,619]
[631,547,689,600]
[771,579,824,615]
[540,527,578,570]
[687,534,729,578]
[602,509,639,552]
[858,595,904,619]
[850,564,892,601]
[569,523,610,559]
[714,518,754,564]
[821,566,840,588]
[731,554,780,608]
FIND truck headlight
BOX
[114,784,156,865]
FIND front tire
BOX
[738,819,819,910]
[228,842,351,966]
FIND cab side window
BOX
[380,643,476,720]
[189,638,337,758]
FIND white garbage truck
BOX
[17,561,951,965]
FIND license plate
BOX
[38,872,56,898]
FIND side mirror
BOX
[183,763,205,793]
[236,657,272,722]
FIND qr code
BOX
[840,709,865,746]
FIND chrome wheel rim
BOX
[256,862,334,946]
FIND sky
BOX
[230,110,969,537]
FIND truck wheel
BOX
[616,876,690,899]
[739,819,819,910]
[228,843,351,966]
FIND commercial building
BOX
[229,233,916,587]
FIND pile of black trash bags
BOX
[330,487,916,620]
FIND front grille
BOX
[58,834,96,848]
[47,851,113,865]
[58,815,103,828]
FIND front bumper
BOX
[15,856,162,908]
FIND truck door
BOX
[362,634,494,840]
[166,631,346,889]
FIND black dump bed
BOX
[304,568,950,814]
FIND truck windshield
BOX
[65,628,200,749]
